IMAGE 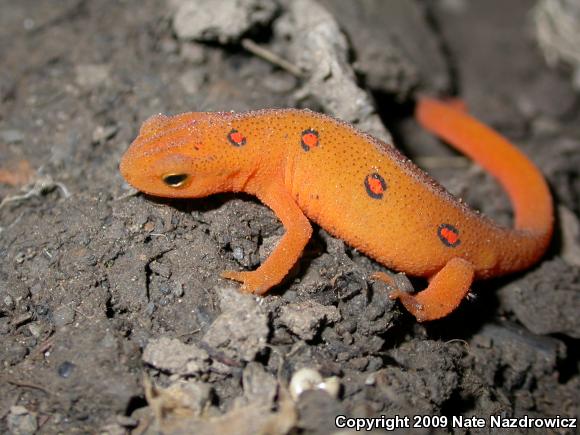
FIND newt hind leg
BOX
[373,257,475,322]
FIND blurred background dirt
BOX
[0,0,579,433]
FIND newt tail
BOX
[382,97,553,320]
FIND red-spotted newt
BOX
[120,97,553,321]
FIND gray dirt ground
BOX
[0,0,579,434]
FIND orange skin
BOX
[120,97,553,321]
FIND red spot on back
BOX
[368,177,384,195]
[303,133,318,147]
[364,173,387,199]
[441,227,458,244]
[300,129,319,151]
[231,132,243,142]
[437,223,461,248]
[227,129,246,147]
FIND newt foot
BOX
[220,270,272,295]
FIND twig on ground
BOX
[0,176,70,210]
[241,38,305,78]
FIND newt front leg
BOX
[221,183,312,294]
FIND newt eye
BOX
[162,173,189,187]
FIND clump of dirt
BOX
[1,0,579,433]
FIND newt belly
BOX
[120,97,553,321]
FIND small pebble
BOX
[75,64,110,89]
[180,42,206,64]
[365,373,377,385]
[52,305,75,327]
[289,368,341,400]
[28,323,41,338]
[262,72,298,94]
[3,295,14,310]
[160,38,179,54]
[29,283,42,295]
[8,406,37,435]
[172,282,184,297]
[57,361,75,378]
[149,261,171,278]
[92,124,119,144]
[145,302,156,317]
[232,246,245,261]
[0,129,25,143]
[0,318,10,334]
[158,284,171,295]
[3,342,28,365]
[179,69,207,95]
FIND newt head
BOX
[120,111,238,198]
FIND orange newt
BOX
[119,97,553,321]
